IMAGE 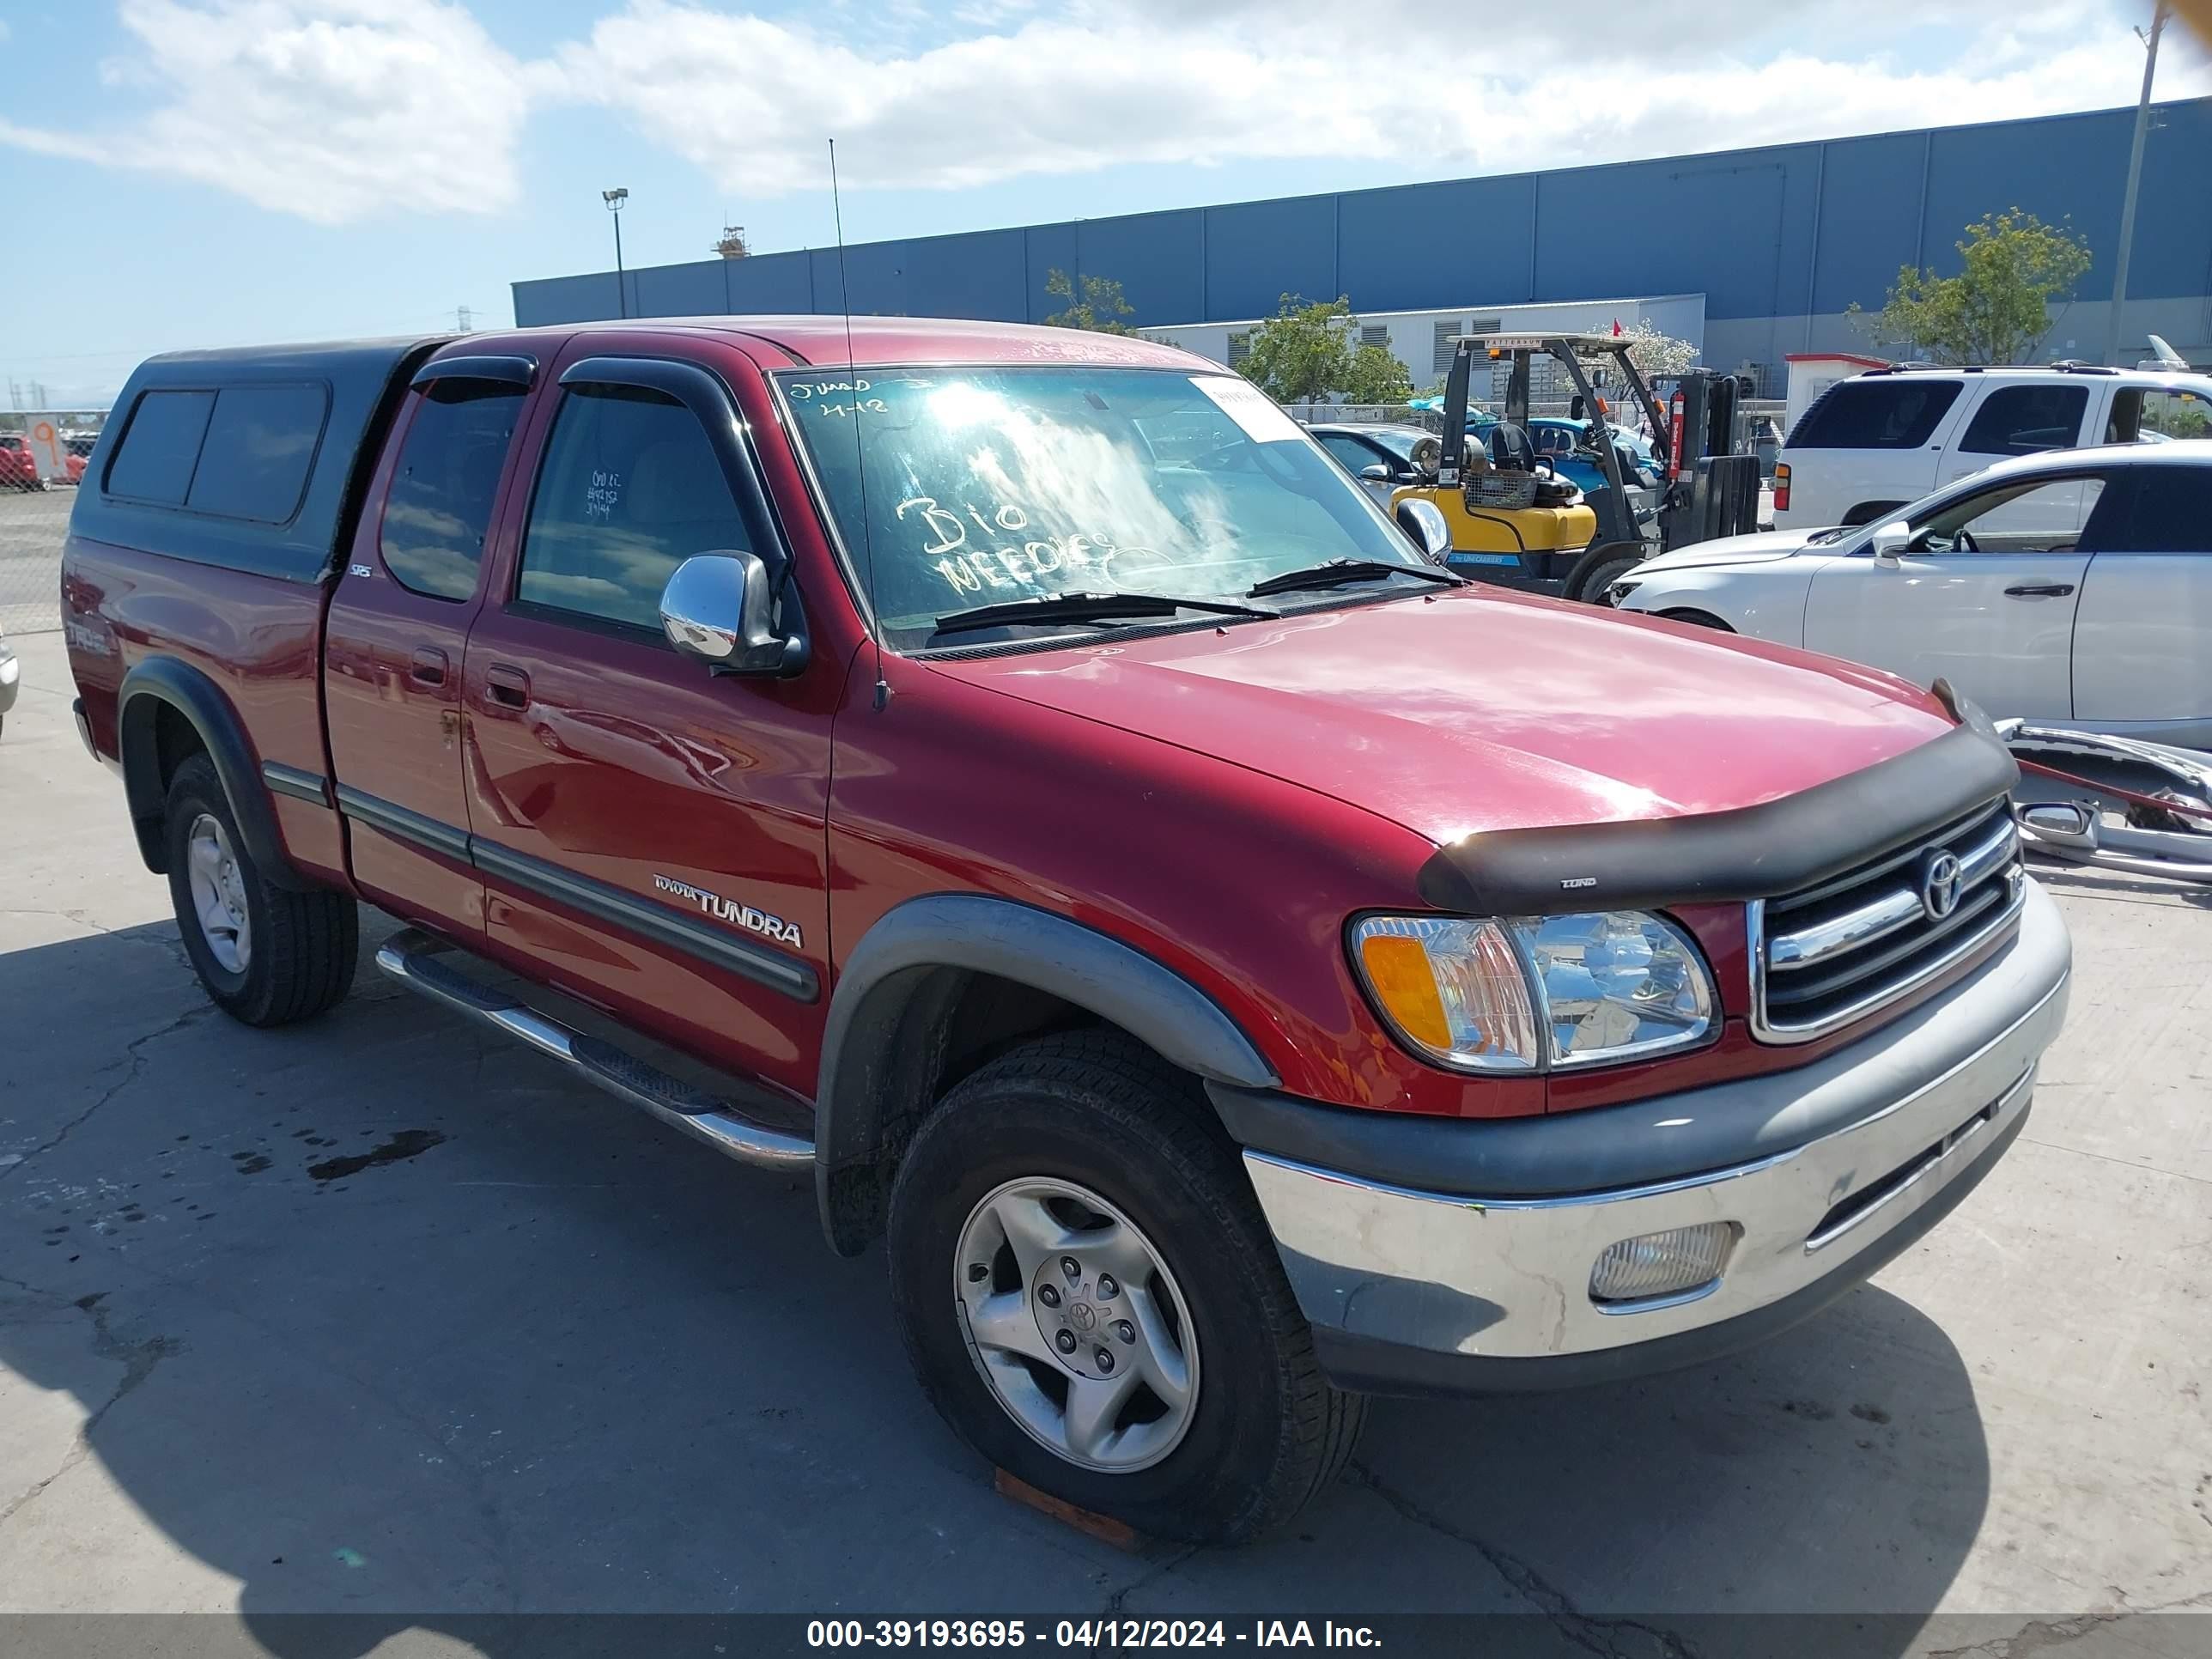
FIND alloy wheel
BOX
[953,1176,1200,1474]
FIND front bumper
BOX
[1232,879,2070,1396]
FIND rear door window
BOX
[378,380,526,601]
[2112,467,2212,551]
[1956,385,2089,456]
[105,389,216,504]
[515,384,750,631]
[184,384,328,523]
[1788,379,1961,449]
[2106,386,2210,442]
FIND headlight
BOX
[1352,911,1715,1072]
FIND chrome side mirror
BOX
[1869,520,1911,565]
[2017,800,2098,850]
[1395,498,1452,562]
[659,551,805,676]
[1358,462,1392,483]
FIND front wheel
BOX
[887,1032,1365,1543]
[1564,539,1646,605]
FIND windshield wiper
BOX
[930,589,1279,640]
[1246,559,1464,599]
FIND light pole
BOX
[603,187,630,319]
[2105,3,2166,366]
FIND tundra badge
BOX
[653,874,804,950]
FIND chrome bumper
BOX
[1245,879,2069,1375]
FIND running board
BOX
[374,927,814,1170]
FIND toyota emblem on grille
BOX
[1920,849,1964,921]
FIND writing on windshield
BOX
[778,367,1412,643]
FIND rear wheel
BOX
[163,754,358,1026]
[887,1032,1364,1543]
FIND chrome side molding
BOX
[373,927,814,1170]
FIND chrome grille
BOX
[1751,799,2024,1042]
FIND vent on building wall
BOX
[1228,332,1251,367]
[1360,324,1389,349]
[1431,321,1463,377]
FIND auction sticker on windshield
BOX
[1191,375,1302,442]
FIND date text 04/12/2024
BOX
[805,1621,1382,1648]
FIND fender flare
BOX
[813,894,1279,1253]
[118,658,311,890]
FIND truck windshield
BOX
[777,368,1425,647]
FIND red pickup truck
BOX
[62,320,2069,1543]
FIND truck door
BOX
[2071,463,2212,741]
[1802,467,2120,721]
[325,359,535,930]
[459,349,836,1103]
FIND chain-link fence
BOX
[2,410,106,635]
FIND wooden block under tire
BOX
[993,1468,1147,1551]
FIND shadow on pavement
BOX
[0,921,1989,1655]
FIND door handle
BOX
[2002,583,2075,599]
[409,647,448,686]
[483,663,532,709]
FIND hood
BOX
[927,585,1954,844]
[1634,526,1838,571]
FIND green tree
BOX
[1343,342,1413,404]
[1235,294,1410,404]
[1850,209,2093,365]
[1043,269,1135,335]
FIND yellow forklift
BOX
[1395,331,1673,601]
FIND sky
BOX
[1,0,2206,408]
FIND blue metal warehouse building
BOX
[513,98,2212,381]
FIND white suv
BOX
[1773,364,2212,529]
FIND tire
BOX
[887,1031,1365,1544]
[1563,539,1646,605]
[163,753,358,1026]
[1656,608,1735,633]
[1840,500,1905,527]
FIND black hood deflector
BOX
[1416,722,2018,917]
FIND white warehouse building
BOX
[1139,295,1710,392]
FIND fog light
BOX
[1589,1223,1735,1305]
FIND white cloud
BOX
[1,0,533,223]
[6,0,2205,222]
[553,0,2211,197]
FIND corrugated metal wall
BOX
[514,99,2212,353]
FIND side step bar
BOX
[374,927,814,1171]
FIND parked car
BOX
[63,320,2069,1543]
[1771,362,2212,529]
[1308,422,1429,502]
[1,434,46,491]
[1611,443,2212,749]
[0,623,15,735]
